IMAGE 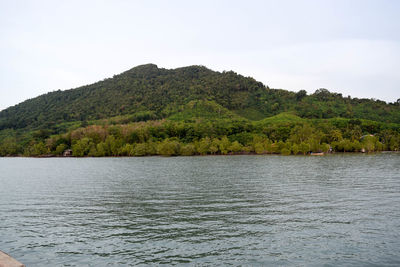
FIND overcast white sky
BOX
[1,0,399,111]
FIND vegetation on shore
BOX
[1,114,399,157]
[0,64,399,157]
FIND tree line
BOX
[1,117,399,157]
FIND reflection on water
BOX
[1,154,400,266]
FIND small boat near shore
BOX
[310,152,325,156]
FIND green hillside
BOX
[0,64,399,156]
[1,64,400,132]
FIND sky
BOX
[0,0,399,111]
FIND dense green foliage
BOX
[1,64,400,131]
[1,116,399,157]
[0,64,399,156]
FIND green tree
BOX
[291,143,299,155]
[26,142,48,156]
[158,139,180,156]
[197,137,211,155]
[180,144,196,156]
[254,143,265,154]
[120,144,135,156]
[280,148,291,155]
[329,129,343,142]
[133,143,147,156]
[72,137,93,156]
[145,141,158,155]
[209,138,220,154]
[229,141,243,153]
[219,136,231,155]
[0,137,19,156]
[362,136,376,152]
[55,144,68,155]
[95,142,107,156]
[299,142,309,155]
[289,124,314,144]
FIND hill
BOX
[0,64,399,156]
[1,64,399,132]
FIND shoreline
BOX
[1,151,398,158]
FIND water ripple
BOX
[0,153,400,266]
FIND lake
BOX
[1,154,400,266]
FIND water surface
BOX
[1,154,400,266]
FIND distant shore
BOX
[1,151,398,158]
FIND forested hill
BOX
[1,63,400,133]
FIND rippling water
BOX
[1,154,400,266]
